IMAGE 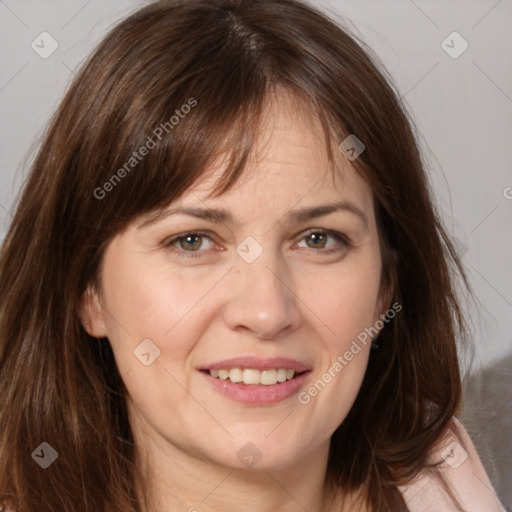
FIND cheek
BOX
[296,256,381,417]
[305,258,382,349]
[100,253,226,368]
[98,258,219,416]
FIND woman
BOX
[0,0,505,511]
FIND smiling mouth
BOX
[201,368,308,386]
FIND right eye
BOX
[165,231,217,258]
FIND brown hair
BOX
[0,0,472,510]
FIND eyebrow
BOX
[138,200,369,230]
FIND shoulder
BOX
[398,417,505,512]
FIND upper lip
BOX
[199,356,312,372]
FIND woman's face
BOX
[81,93,390,473]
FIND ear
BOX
[78,284,108,338]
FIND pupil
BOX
[183,235,201,251]
[309,233,325,248]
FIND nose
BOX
[222,250,302,340]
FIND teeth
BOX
[229,368,243,383]
[208,368,297,385]
[260,369,277,385]
[243,369,261,385]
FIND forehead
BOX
[132,89,377,235]
[189,90,374,212]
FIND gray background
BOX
[0,0,510,507]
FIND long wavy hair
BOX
[0,0,472,510]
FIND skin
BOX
[80,91,391,512]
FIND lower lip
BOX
[200,370,311,406]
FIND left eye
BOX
[297,230,348,250]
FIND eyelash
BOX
[164,229,351,259]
